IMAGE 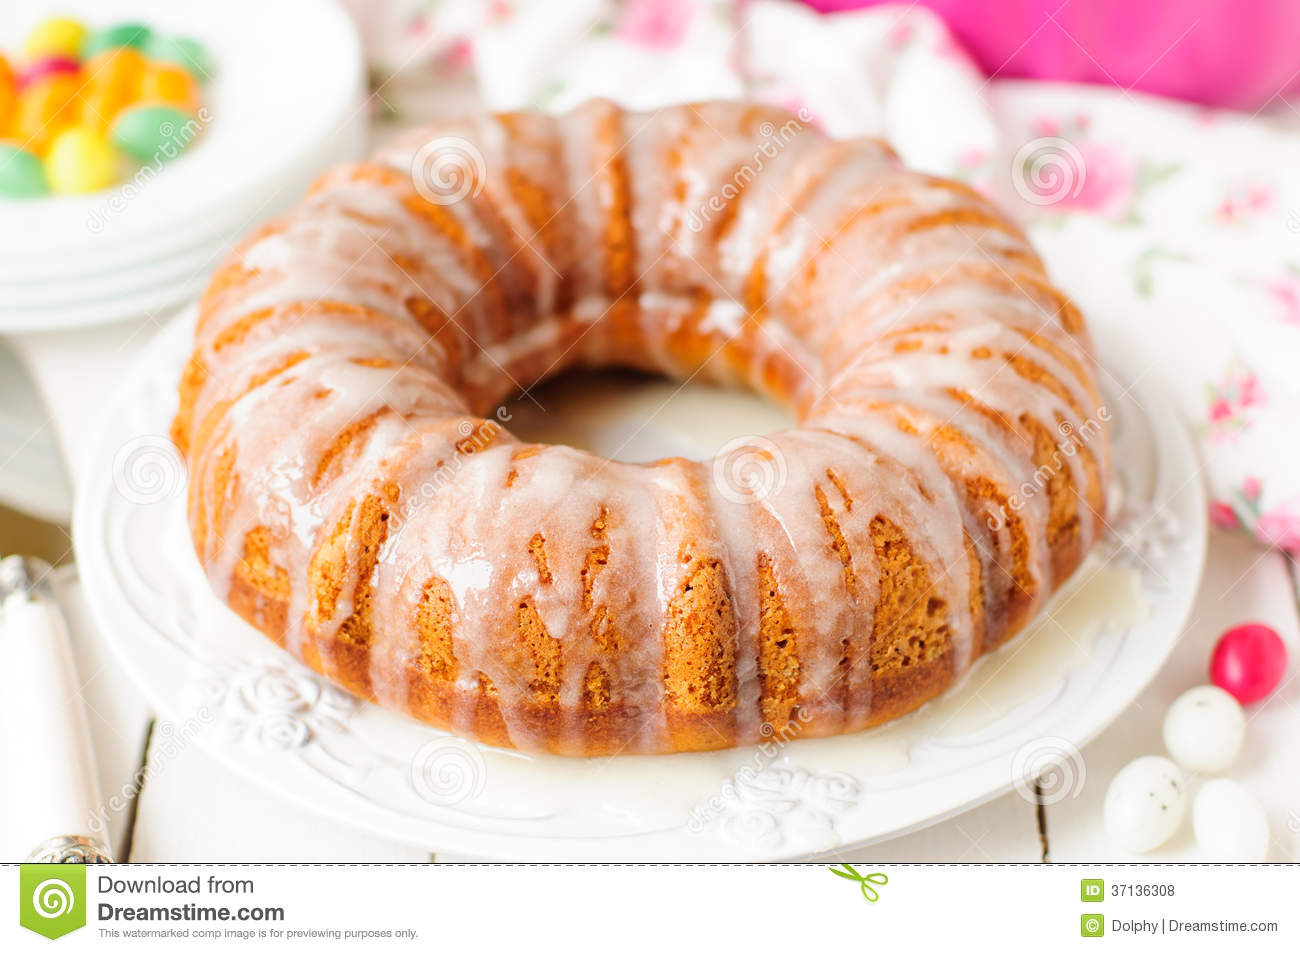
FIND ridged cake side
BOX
[172,100,1109,755]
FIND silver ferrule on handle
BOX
[26,834,113,864]
[0,554,56,610]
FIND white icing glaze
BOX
[179,100,1110,754]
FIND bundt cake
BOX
[172,99,1109,756]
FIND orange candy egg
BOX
[0,55,15,135]
[77,48,146,129]
[14,72,81,154]
[136,61,199,113]
[82,47,147,87]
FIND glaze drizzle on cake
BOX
[172,100,1109,755]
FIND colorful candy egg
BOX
[0,142,48,197]
[24,17,88,60]
[76,82,122,133]
[1103,755,1187,852]
[1,22,211,195]
[82,46,147,85]
[1210,623,1287,704]
[19,56,80,89]
[82,22,153,59]
[14,73,81,153]
[45,127,119,194]
[112,104,195,163]
[137,61,199,113]
[1162,685,1245,773]
[0,55,15,135]
[1192,779,1269,862]
[78,48,147,130]
[143,34,212,81]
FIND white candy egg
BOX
[1193,779,1270,862]
[1103,755,1187,852]
[1163,685,1245,773]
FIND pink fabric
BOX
[802,0,1300,109]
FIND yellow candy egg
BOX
[45,127,119,194]
[24,17,88,60]
[137,61,199,113]
[14,72,81,154]
[78,48,146,130]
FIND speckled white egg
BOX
[1193,779,1269,862]
[1163,685,1245,773]
[1103,755,1187,852]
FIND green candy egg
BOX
[144,34,214,82]
[0,144,48,198]
[82,22,153,58]
[112,104,197,163]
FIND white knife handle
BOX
[0,557,112,862]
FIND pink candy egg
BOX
[19,56,80,88]
[1210,623,1287,704]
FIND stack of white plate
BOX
[0,0,367,332]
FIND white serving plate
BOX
[0,236,231,309]
[2,272,213,332]
[0,108,367,331]
[75,306,1206,860]
[0,104,367,288]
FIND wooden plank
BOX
[834,790,1045,862]
[129,731,430,862]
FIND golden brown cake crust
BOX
[174,100,1110,755]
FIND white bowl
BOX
[0,0,366,331]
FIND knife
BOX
[0,555,112,862]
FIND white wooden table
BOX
[7,309,1299,860]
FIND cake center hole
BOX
[502,369,796,464]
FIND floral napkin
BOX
[341,0,1300,557]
